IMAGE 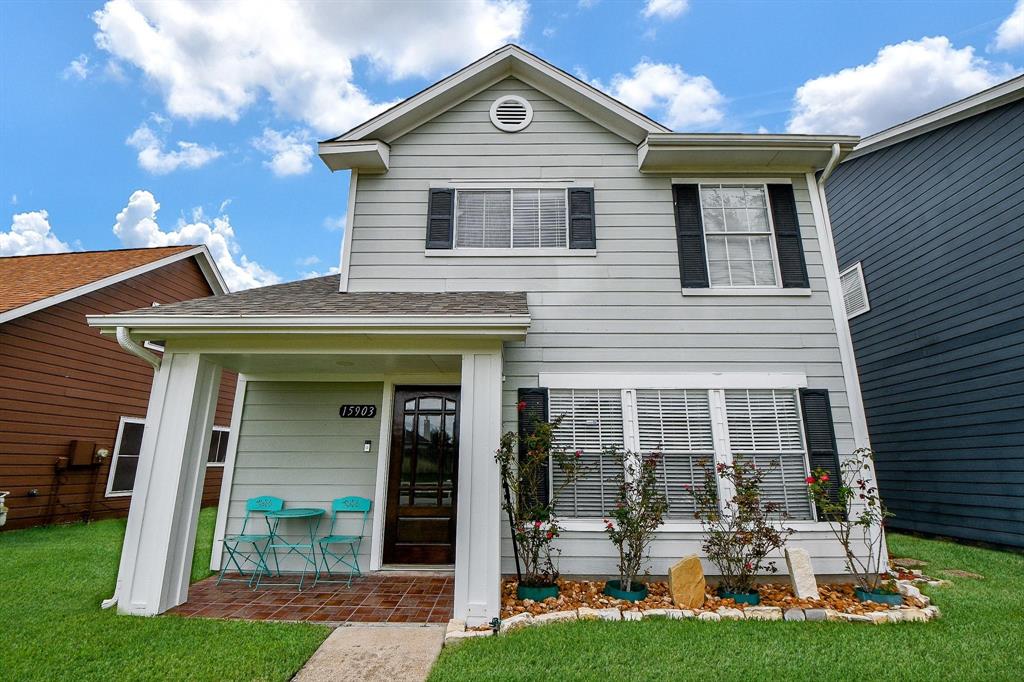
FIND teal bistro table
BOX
[255,507,325,590]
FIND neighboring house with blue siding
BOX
[826,75,1024,549]
[84,45,877,626]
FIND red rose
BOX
[534,520,542,529]
[819,473,830,482]
[517,401,527,413]
[805,476,816,484]
[545,531,553,540]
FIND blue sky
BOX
[1,0,1021,289]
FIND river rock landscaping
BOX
[444,572,943,645]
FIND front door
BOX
[383,387,459,564]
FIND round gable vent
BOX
[490,95,533,132]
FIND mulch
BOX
[501,578,920,619]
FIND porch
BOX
[170,572,454,624]
[86,286,530,627]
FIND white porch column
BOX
[112,352,221,616]
[454,346,503,626]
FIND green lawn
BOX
[430,534,1024,681]
[0,508,329,681]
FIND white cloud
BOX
[787,36,1016,135]
[602,61,725,130]
[10,194,17,206]
[252,128,313,177]
[92,0,527,135]
[63,54,92,80]
[112,190,279,291]
[1,210,72,256]
[993,0,1024,52]
[300,265,341,280]
[126,119,222,174]
[578,0,599,8]
[642,0,688,20]
[323,215,346,232]
[296,255,320,267]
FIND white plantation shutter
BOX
[724,389,812,520]
[636,389,714,518]
[455,190,511,248]
[549,389,624,518]
[840,262,870,318]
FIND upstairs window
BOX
[700,184,779,287]
[454,188,568,249]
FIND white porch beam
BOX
[453,347,503,627]
[112,353,222,615]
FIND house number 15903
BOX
[339,404,377,418]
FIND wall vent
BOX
[840,262,870,319]
[489,95,533,132]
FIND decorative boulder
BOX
[784,548,820,600]
[668,554,706,608]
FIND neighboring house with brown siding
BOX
[0,245,235,530]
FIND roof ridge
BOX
[0,244,198,261]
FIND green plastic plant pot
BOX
[855,587,903,605]
[603,580,649,602]
[717,588,761,605]
[517,584,559,601]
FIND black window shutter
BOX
[799,388,843,518]
[672,184,709,288]
[518,387,549,505]
[568,187,596,249]
[767,184,809,288]
[425,188,454,249]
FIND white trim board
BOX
[0,245,228,325]
[848,74,1024,160]
[538,372,808,390]
[338,169,358,293]
[211,376,247,572]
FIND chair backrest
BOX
[328,496,372,537]
[240,495,284,535]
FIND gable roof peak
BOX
[326,44,669,148]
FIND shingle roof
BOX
[112,275,529,318]
[0,246,197,314]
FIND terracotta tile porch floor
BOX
[169,572,454,624]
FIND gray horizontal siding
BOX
[226,381,383,572]
[342,77,858,570]
[827,98,1024,548]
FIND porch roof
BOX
[86,275,530,337]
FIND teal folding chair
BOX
[218,495,284,587]
[315,496,372,587]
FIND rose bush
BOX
[603,449,668,592]
[495,405,588,588]
[686,458,794,595]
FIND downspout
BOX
[116,326,161,370]
[818,142,842,185]
[101,327,161,609]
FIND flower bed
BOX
[500,578,930,618]
[444,577,943,645]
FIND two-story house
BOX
[88,46,876,626]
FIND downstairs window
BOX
[548,386,814,521]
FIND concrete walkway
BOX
[293,624,445,682]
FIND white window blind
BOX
[636,389,714,518]
[455,188,567,249]
[700,184,778,287]
[840,262,870,319]
[724,389,812,520]
[549,388,623,518]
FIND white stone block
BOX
[499,612,533,633]
[534,610,577,625]
[745,606,783,621]
[717,607,743,620]
[784,547,820,600]
[622,610,643,621]
[577,607,622,621]
[697,611,721,621]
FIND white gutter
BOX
[116,326,161,370]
